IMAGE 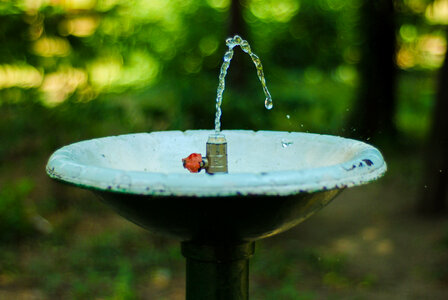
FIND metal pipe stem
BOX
[181,242,255,300]
[206,134,228,174]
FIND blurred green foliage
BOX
[0,0,443,139]
[0,178,34,241]
[14,227,183,298]
[1,0,447,298]
[251,241,379,299]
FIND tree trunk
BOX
[418,29,448,214]
[349,0,397,140]
[227,0,248,90]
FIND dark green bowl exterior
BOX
[93,189,341,243]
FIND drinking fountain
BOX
[46,36,386,299]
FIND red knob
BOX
[182,153,203,173]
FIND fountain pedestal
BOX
[182,242,254,300]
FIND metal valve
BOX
[182,134,228,174]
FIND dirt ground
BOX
[263,180,448,299]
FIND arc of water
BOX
[214,35,273,133]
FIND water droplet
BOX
[300,124,304,127]
[234,35,243,44]
[424,185,428,189]
[225,37,235,48]
[439,170,443,173]
[366,137,371,141]
[286,114,290,119]
[240,40,250,53]
[265,98,273,110]
[346,108,350,112]
[281,139,293,148]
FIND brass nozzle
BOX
[205,134,228,174]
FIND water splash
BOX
[281,139,293,148]
[214,35,273,133]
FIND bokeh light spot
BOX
[206,0,230,11]
[32,36,71,57]
[425,0,448,25]
[59,16,99,37]
[399,24,418,43]
[199,35,219,56]
[0,64,43,89]
[40,67,87,106]
[249,0,300,23]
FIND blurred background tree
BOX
[419,0,448,213]
[348,0,398,140]
[1,0,448,298]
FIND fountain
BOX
[46,36,386,299]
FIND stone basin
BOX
[46,130,386,243]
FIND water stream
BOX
[214,35,273,133]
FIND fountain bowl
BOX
[46,130,386,242]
